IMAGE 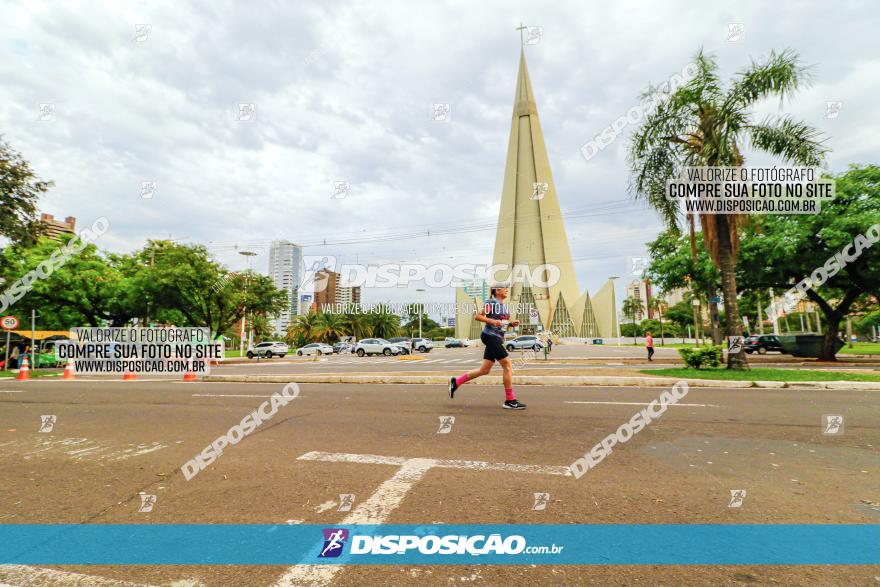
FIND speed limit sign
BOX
[1,316,19,330]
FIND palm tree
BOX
[629,48,828,369]
[622,296,645,345]
[286,311,319,346]
[313,311,347,343]
[649,297,668,346]
[367,305,400,339]
[341,312,370,340]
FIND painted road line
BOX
[277,452,569,586]
[564,401,721,408]
[0,565,157,586]
[0,390,26,393]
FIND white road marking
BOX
[564,401,720,408]
[276,451,569,586]
[0,390,26,393]
[0,565,157,586]
[191,393,280,398]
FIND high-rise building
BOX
[268,240,303,335]
[38,213,76,241]
[455,49,617,340]
[315,269,361,309]
[626,278,653,321]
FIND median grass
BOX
[641,367,880,382]
[838,343,880,355]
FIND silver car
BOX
[247,341,289,358]
[505,335,544,351]
[354,338,403,357]
[296,342,334,356]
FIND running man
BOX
[645,331,654,362]
[448,284,526,409]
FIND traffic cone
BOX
[122,371,137,381]
[63,359,75,380]
[15,356,30,381]
[182,360,197,382]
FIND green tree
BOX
[313,311,348,343]
[629,48,828,369]
[737,165,880,360]
[286,311,320,347]
[0,138,52,247]
[621,296,644,344]
[367,305,400,339]
[0,236,141,327]
[341,312,370,339]
[137,242,286,335]
[647,297,668,344]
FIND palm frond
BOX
[725,49,811,110]
[746,115,829,166]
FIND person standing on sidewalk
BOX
[645,331,655,362]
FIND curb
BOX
[201,374,880,390]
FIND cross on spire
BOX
[516,22,527,46]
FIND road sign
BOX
[709,296,721,303]
[1,316,19,330]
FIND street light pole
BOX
[416,288,426,339]
[608,276,620,346]
[238,250,257,355]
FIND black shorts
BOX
[481,332,509,362]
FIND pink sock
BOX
[455,374,469,386]
[505,388,515,401]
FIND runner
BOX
[645,330,655,362]
[448,283,526,409]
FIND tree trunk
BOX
[819,315,842,361]
[709,296,722,344]
[659,310,665,345]
[716,219,748,370]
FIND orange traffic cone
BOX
[15,356,30,381]
[122,371,137,381]
[63,359,75,380]
[182,361,197,382]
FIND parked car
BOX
[744,335,784,354]
[247,341,289,359]
[411,337,433,352]
[444,338,464,348]
[505,335,544,351]
[388,337,412,351]
[390,342,410,355]
[296,342,334,356]
[332,342,353,354]
[354,338,403,356]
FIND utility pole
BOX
[31,309,36,370]
[769,288,780,336]
[756,290,764,334]
[239,250,257,355]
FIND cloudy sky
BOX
[2,0,878,314]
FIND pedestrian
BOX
[645,331,654,362]
[9,345,20,370]
[448,283,526,409]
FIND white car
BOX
[296,342,334,356]
[247,341,289,359]
[411,338,433,352]
[354,338,403,357]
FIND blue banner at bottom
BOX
[1,524,877,565]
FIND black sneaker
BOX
[449,377,459,398]
[503,399,526,410]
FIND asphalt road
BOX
[1,377,878,586]
[210,346,880,375]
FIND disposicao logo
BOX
[319,528,349,558]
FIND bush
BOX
[678,345,722,369]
